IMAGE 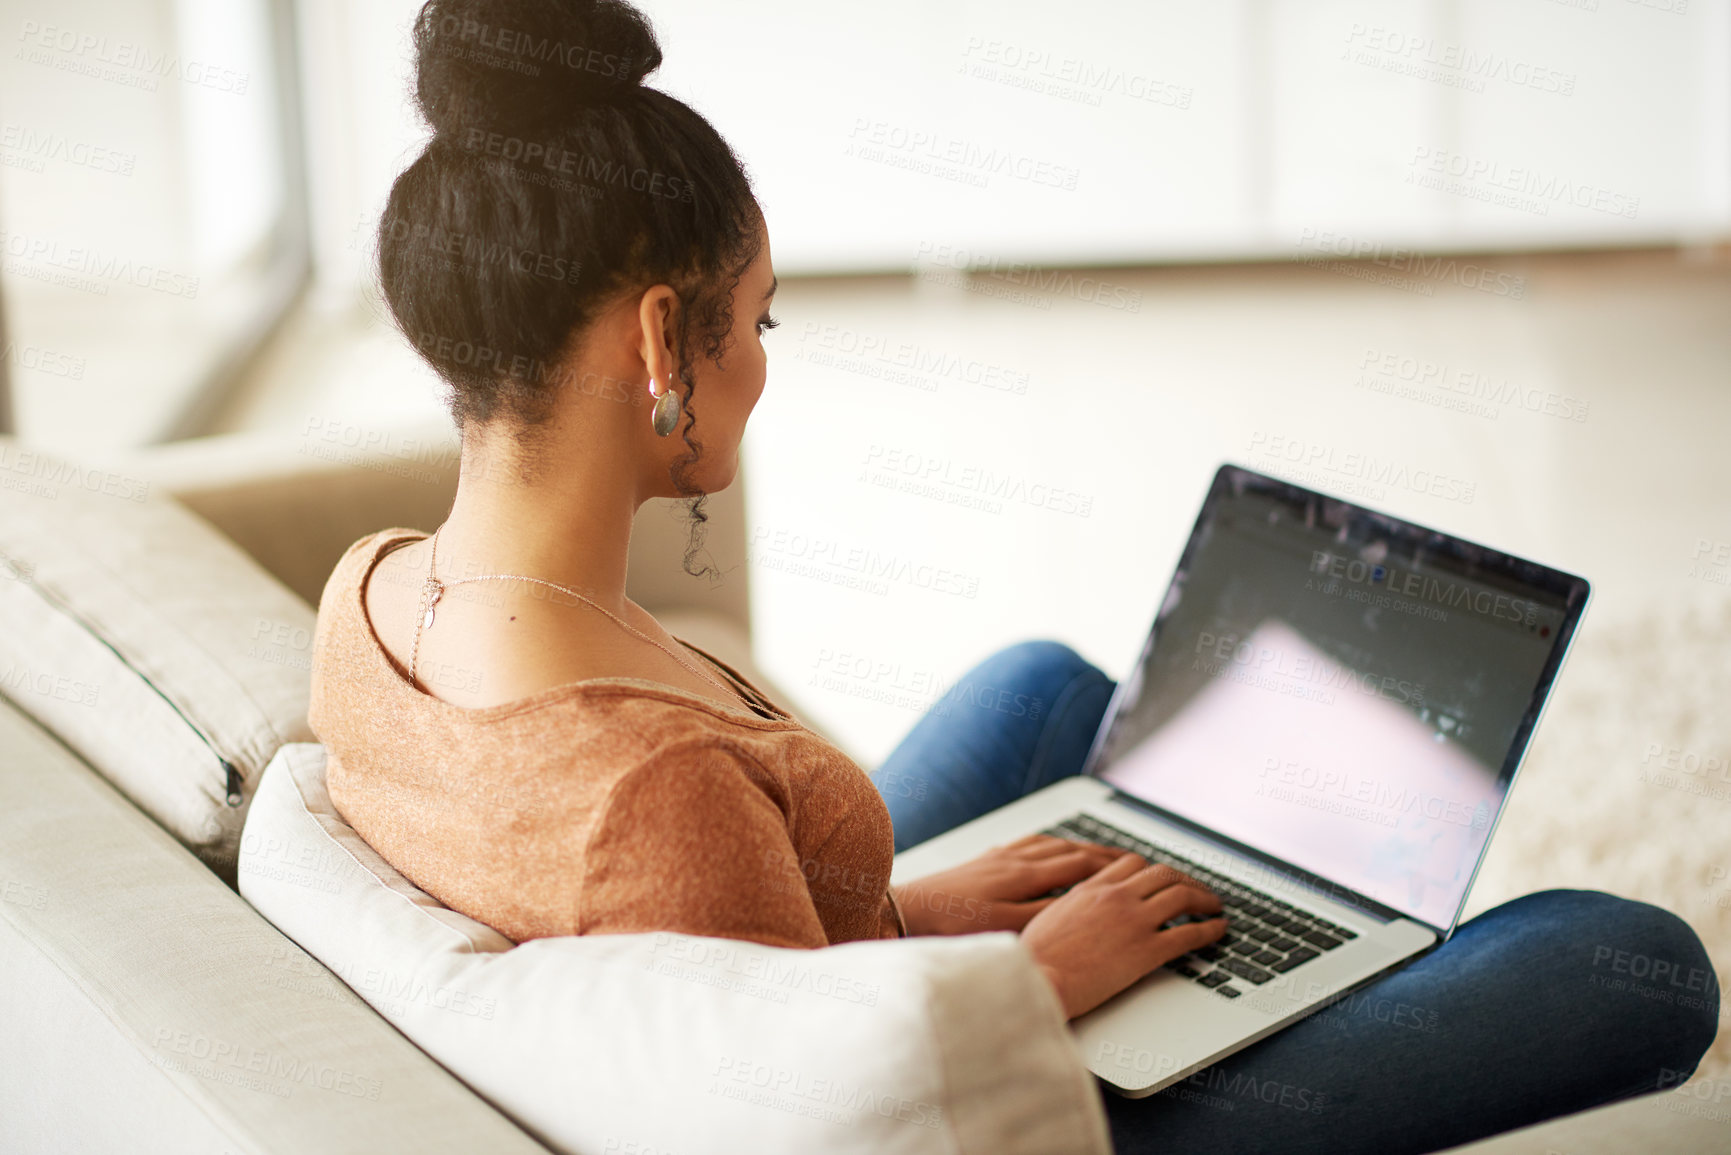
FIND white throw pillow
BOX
[239,743,1112,1155]
[0,437,315,879]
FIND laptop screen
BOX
[1093,465,1588,931]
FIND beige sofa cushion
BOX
[0,437,316,880]
[240,743,1112,1155]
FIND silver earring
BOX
[650,377,681,437]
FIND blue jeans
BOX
[871,641,1721,1155]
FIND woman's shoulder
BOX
[317,527,428,612]
[350,527,431,577]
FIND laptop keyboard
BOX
[1040,814,1357,1001]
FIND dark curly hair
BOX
[375,0,763,579]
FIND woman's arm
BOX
[580,740,830,950]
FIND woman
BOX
[309,1,1720,1150]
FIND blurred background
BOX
[1,0,1726,771]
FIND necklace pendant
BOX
[423,580,444,629]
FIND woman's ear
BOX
[636,284,680,387]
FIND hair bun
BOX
[412,0,663,138]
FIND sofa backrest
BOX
[0,436,319,880]
[121,425,754,637]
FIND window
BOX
[0,0,305,451]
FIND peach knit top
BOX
[307,530,905,949]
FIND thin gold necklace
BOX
[408,527,747,708]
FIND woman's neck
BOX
[432,417,646,616]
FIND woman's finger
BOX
[1081,849,1152,885]
[1155,915,1229,956]
[998,832,1069,851]
[989,897,1056,928]
[1006,835,1120,861]
[1126,861,1212,901]
[1142,882,1226,926]
[1016,848,1126,893]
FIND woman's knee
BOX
[963,639,1107,705]
[978,638,1097,673]
[1505,888,1721,1072]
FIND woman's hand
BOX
[893,833,1132,936]
[1020,852,1226,1020]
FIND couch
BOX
[0,426,1720,1154]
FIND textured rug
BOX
[1462,590,1731,1083]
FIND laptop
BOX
[888,462,1590,1097]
